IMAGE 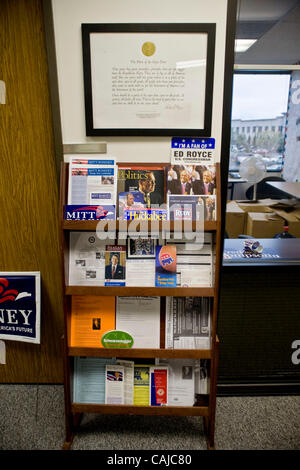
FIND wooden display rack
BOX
[60,162,221,450]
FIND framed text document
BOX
[82,24,216,136]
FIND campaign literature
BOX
[105,364,125,405]
[150,366,168,406]
[73,357,116,404]
[167,164,216,196]
[156,359,196,406]
[0,272,40,344]
[155,245,177,287]
[68,157,117,206]
[116,297,160,348]
[118,191,145,220]
[69,232,108,286]
[134,364,151,406]
[70,296,115,348]
[168,194,216,221]
[105,245,126,286]
[166,234,213,287]
[118,165,166,208]
[165,297,211,349]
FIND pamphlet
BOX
[70,295,115,348]
[116,297,160,348]
[69,232,109,286]
[105,364,125,405]
[105,245,126,286]
[116,359,134,405]
[126,259,155,287]
[168,194,216,221]
[150,366,168,406]
[68,157,117,205]
[155,245,177,287]
[157,358,195,406]
[167,164,216,196]
[118,165,166,208]
[165,297,211,349]
[118,191,145,220]
[134,364,150,406]
[166,234,212,287]
[73,356,116,404]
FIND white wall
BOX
[51,0,228,163]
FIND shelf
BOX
[62,219,217,232]
[68,347,212,359]
[66,286,215,297]
[72,401,209,417]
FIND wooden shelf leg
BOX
[205,337,220,450]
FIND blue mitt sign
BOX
[0,272,41,344]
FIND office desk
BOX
[227,177,248,199]
[223,238,300,266]
[266,181,300,199]
[218,238,300,395]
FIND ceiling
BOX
[235,0,300,64]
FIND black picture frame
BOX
[82,23,216,137]
[127,237,157,259]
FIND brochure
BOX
[167,164,216,196]
[118,191,145,220]
[165,297,211,349]
[105,245,126,286]
[166,234,212,287]
[68,156,117,206]
[150,366,168,406]
[73,357,116,404]
[134,364,150,406]
[168,194,216,221]
[116,297,160,348]
[105,364,125,405]
[70,295,115,348]
[118,165,166,208]
[155,245,177,287]
[69,232,108,286]
[116,359,134,405]
[157,359,195,406]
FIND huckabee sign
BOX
[0,272,41,343]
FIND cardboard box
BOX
[226,201,246,238]
[236,199,279,213]
[246,212,284,238]
[271,208,300,238]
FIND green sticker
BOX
[101,330,134,349]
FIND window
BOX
[230,73,290,171]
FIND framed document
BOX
[82,23,216,136]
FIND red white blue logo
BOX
[64,205,115,220]
[0,274,40,343]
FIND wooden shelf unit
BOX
[60,162,221,451]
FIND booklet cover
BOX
[105,364,125,405]
[133,364,150,406]
[118,191,145,220]
[73,357,116,404]
[168,194,216,221]
[150,366,168,406]
[105,245,126,286]
[167,164,216,196]
[155,245,177,287]
[70,296,115,347]
[68,157,117,206]
[118,165,166,208]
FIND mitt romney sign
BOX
[0,272,41,344]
